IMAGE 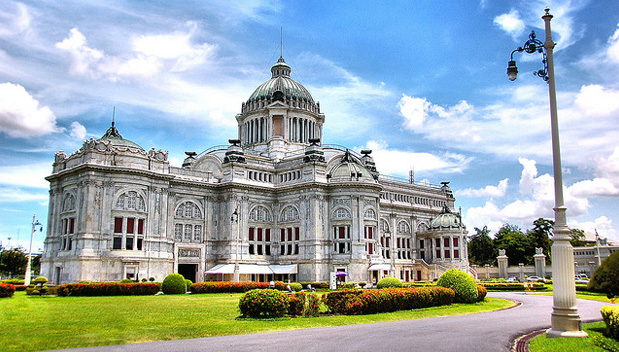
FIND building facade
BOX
[41,56,470,284]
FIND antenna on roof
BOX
[280,27,283,58]
[409,167,414,184]
[112,106,116,127]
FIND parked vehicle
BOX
[526,276,542,282]
[575,276,589,284]
[506,277,518,282]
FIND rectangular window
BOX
[113,236,122,249]
[386,237,390,247]
[249,244,255,255]
[61,238,67,250]
[436,249,441,258]
[295,227,300,240]
[67,238,72,251]
[444,238,450,247]
[368,243,373,255]
[454,249,459,259]
[397,238,401,248]
[114,217,123,233]
[184,224,192,241]
[265,229,270,242]
[257,245,263,255]
[265,245,271,256]
[288,228,293,241]
[338,243,345,254]
[420,240,425,249]
[257,228,262,241]
[174,224,183,240]
[368,226,373,239]
[444,250,451,259]
[125,237,133,250]
[137,238,143,251]
[435,238,441,247]
[62,219,68,235]
[453,237,459,247]
[194,225,202,241]
[127,218,135,234]
[249,227,254,241]
[288,244,292,255]
[280,229,285,242]
[69,218,75,234]
[138,219,144,235]
[339,227,345,239]
[294,244,299,255]
[280,245,285,255]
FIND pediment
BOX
[268,101,288,109]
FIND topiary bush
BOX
[32,276,48,287]
[161,273,187,294]
[589,251,619,299]
[184,279,193,291]
[289,282,302,292]
[239,289,289,318]
[376,277,402,289]
[437,269,478,303]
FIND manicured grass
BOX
[529,321,619,352]
[0,291,513,351]
[533,291,616,303]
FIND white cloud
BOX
[494,10,525,39]
[398,95,429,130]
[568,216,618,243]
[574,84,619,117]
[0,82,61,138]
[0,162,51,189]
[607,24,619,63]
[457,178,508,198]
[69,121,87,140]
[0,187,48,204]
[0,2,30,37]
[357,140,472,176]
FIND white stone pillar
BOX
[497,249,508,278]
[534,247,547,278]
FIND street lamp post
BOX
[24,214,43,286]
[507,8,587,337]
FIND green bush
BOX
[190,281,286,293]
[299,282,329,290]
[476,284,487,302]
[601,306,619,340]
[480,282,547,291]
[161,273,187,295]
[436,269,478,303]
[589,251,619,299]
[239,289,289,318]
[342,282,356,289]
[288,292,320,316]
[376,277,402,289]
[184,279,192,291]
[289,282,302,292]
[358,282,367,288]
[32,276,48,286]
[58,283,160,296]
[119,279,133,283]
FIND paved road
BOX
[51,293,611,352]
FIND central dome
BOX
[247,56,315,105]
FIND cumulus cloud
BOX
[356,140,472,176]
[0,82,61,138]
[494,10,525,39]
[568,216,618,243]
[69,121,87,140]
[457,178,509,198]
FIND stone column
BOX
[519,263,525,281]
[534,247,547,278]
[497,249,508,278]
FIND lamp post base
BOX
[546,309,588,338]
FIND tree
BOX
[527,218,553,263]
[493,224,531,265]
[569,228,587,247]
[0,247,28,277]
[467,226,497,265]
[588,251,619,299]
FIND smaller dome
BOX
[430,205,463,230]
[98,123,144,150]
[329,150,374,179]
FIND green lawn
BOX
[529,321,619,352]
[0,292,513,352]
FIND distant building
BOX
[574,237,619,278]
[41,56,469,284]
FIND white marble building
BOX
[41,56,470,284]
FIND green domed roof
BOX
[247,56,315,104]
[98,123,144,150]
[430,205,463,230]
[329,150,374,179]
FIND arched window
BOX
[333,208,351,220]
[280,206,300,222]
[173,200,204,243]
[248,205,274,256]
[62,193,75,212]
[364,209,377,220]
[175,201,202,219]
[397,221,411,234]
[249,205,273,223]
[115,191,146,212]
[380,219,390,233]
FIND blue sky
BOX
[1,0,619,251]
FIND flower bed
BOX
[322,287,454,315]
[239,289,289,318]
[190,281,286,293]
[58,282,161,296]
[0,283,16,298]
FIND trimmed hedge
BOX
[437,269,478,303]
[58,282,161,296]
[190,281,286,293]
[299,282,329,290]
[0,283,16,298]
[161,273,187,295]
[480,282,547,291]
[26,285,60,296]
[323,287,454,315]
[402,281,435,288]
[288,292,321,317]
[0,279,24,285]
[476,284,487,302]
[239,289,289,318]
[376,277,402,289]
[601,306,619,340]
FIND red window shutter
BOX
[69,218,75,234]
[454,249,459,259]
[258,228,262,241]
[295,227,299,240]
[288,228,292,241]
[249,227,254,241]
[281,228,285,242]
[114,217,123,233]
[369,243,373,254]
[127,218,135,234]
[445,250,450,259]
[453,237,459,247]
[138,219,144,235]
[266,229,270,242]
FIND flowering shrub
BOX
[288,292,321,316]
[239,289,289,318]
[323,287,454,315]
[376,277,402,289]
[190,281,286,293]
[58,282,161,296]
[0,283,16,298]
[476,284,487,302]
[437,269,478,303]
[601,306,619,340]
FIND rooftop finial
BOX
[112,106,116,127]
[280,27,283,59]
